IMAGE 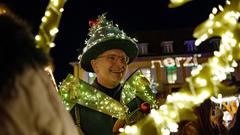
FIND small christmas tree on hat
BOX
[79,13,139,72]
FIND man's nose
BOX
[115,58,126,67]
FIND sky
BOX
[2,0,226,83]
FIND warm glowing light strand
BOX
[79,13,137,61]
[121,70,157,108]
[45,66,58,91]
[36,0,67,92]
[35,0,67,54]
[168,0,192,8]
[59,74,127,119]
[58,70,157,121]
[119,0,240,135]
[0,5,8,15]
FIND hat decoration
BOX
[79,13,139,72]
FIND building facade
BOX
[71,29,240,94]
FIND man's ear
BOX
[90,59,97,73]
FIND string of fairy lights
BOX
[58,70,157,122]
[35,0,67,54]
[33,0,240,134]
[168,0,192,8]
[34,0,68,91]
[119,0,240,134]
[59,74,127,120]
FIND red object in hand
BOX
[140,102,151,114]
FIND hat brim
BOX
[80,39,138,72]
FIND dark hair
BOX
[229,106,240,135]
[195,99,220,135]
[0,5,49,99]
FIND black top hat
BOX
[79,13,139,72]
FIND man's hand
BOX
[112,119,125,133]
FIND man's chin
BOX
[110,72,124,81]
[111,77,123,84]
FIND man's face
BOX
[91,49,129,88]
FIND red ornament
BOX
[140,102,151,114]
[89,19,99,27]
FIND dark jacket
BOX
[70,79,143,135]
[229,106,240,135]
[71,80,121,135]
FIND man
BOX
[68,13,156,135]
[0,5,79,135]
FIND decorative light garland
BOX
[35,0,68,90]
[119,0,240,135]
[79,13,138,61]
[45,65,59,91]
[35,0,240,134]
[0,5,7,15]
[168,0,192,8]
[35,0,67,55]
[59,74,127,119]
[58,70,157,122]
[121,70,157,108]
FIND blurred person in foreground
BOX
[0,5,79,135]
[174,99,227,135]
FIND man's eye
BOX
[120,58,125,61]
[108,56,116,60]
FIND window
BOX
[184,40,197,52]
[138,43,149,55]
[209,38,220,50]
[161,41,174,53]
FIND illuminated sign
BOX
[151,54,201,68]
